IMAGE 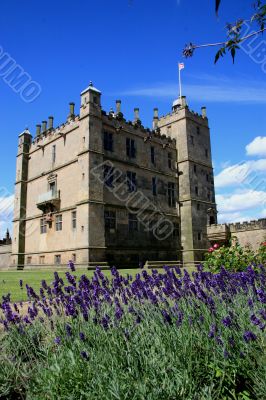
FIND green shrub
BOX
[204,239,266,273]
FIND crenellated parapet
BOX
[229,218,266,232]
[207,219,266,250]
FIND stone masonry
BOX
[11,82,217,270]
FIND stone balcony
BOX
[37,190,60,212]
[207,224,230,243]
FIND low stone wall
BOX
[0,244,12,270]
[207,219,266,251]
[229,219,266,250]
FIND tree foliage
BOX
[183,1,266,63]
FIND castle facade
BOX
[11,82,217,269]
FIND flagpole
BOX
[178,63,182,98]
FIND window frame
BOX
[126,171,137,192]
[40,218,47,234]
[54,254,61,265]
[151,146,155,165]
[71,211,77,230]
[128,213,138,232]
[126,138,136,158]
[167,182,175,207]
[55,214,63,231]
[103,131,113,152]
[104,210,116,233]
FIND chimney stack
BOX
[201,106,207,118]
[42,121,47,133]
[134,108,140,122]
[36,124,41,136]
[48,116,54,130]
[153,108,159,130]
[68,102,75,120]
[181,96,187,107]
[115,100,121,114]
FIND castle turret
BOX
[157,98,217,265]
[12,128,32,269]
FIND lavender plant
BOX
[0,263,265,399]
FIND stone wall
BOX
[229,219,266,250]
[207,219,266,251]
[0,244,12,270]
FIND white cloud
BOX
[216,190,266,213]
[218,212,253,224]
[119,78,266,103]
[246,136,266,157]
[0,194,14,238]
[215,159,266,188]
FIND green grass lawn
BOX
[0,268,137,302]
[0,266,196,302]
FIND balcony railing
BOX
[37,190,60,212]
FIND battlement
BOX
[229,218,266,232]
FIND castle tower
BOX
[11,129,32,269]
[157,97,217,265]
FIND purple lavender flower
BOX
[243,330,257,343]
[19,279,23,289]
[54,336,61,345]
[222,316,232,328]
[65,323,72,337]
[79,332,86,341]
[250,314,261,326]
[80,351,89,360]
[68,260,76,272]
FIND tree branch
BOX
[184,27,266,57]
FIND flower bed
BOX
[0,264,266,399]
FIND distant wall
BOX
[0,244,12,270]
[229,219,266,250]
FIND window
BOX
[40,218,47,234]
[167,182,175,207]
[197,203,200,211]
[197,126,200,135]
[103,165,114,187]
[197,232,202,241]
[39,256,45,264]
[55,255,61,265]
[193,165,197,174]
[126,138,136,158]
[190,135,194,145]
[126,171,137,192]
[72,211,77,229]
[129,213,138,232]
[104,211,116,232]
[206,173,209,182]
[49,181,56,196]
[152,177,157,196]
[205,148,209,158]
[56,214,62,231]
[104,132,113,152]
[195,186,199,196]
[207,191,211,201]
[27,256,32,264]
[168,152,172,169]
[173,223,179,237]
[72,254,76,262]
[151,146,155,165]
[209,215,216,225]
[52,145,56,163]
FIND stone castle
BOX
[1,82,265,270]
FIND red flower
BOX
[208,247,214,253]
[213,243,220,250]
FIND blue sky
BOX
[1,0,266,236]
